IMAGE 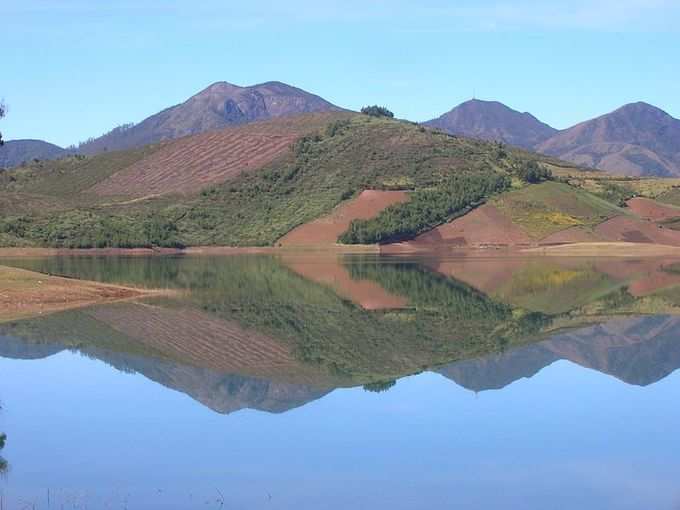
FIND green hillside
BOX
[0,113,606,248]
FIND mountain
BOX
[77,81,343,155]
[424,99,557,149]
[0,139,70,169]
[437,315,680,391]
[537,102,680,177]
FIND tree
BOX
[0,101,5,146]
[360,105,394,118]
[516,160,552,183]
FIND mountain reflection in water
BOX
[2,253,680,414]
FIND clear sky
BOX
[3,0,680,147]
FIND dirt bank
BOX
[0,265,170,322]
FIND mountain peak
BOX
[78,80,341,155]
[537,101,680,177]
[424,99,557,149]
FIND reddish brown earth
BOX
[90,113,344,198]
[626,197,680,221]
[594,216,680,246]
[279,190,410,246]
[281,254,409,310]
[382,204,530,253]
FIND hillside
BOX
[1,112,585,248]
[4,110,680,251]
[424,99,557,149]
[537,102,680,177]
[0,139,70,169]
[78,81,343,155]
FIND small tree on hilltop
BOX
[360,105,394,118]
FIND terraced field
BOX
[90,113,349,199]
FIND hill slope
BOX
[424,99,557,149]
[78,81,343,155]
[537,102,680,177]
[0,139,70,169]
[1,112,586,248]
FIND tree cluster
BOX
[516,160,552,183]
[339,171,511,244]
[360,105,394,118]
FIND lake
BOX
[1,253,679,509]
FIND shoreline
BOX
[1,241,680,258]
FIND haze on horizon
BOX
[3,0,680,147]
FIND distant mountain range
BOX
[2,81,678,177]
[426,99,680,177]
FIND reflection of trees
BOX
[0,432,6,474]
[363,380,396,393]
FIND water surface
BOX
[1,253,680,509]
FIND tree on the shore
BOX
[0,101,5,145]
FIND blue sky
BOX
[2,0,680,147]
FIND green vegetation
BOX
[360,105,394,118]
[492,181,623,238]
[0,210,184,248]
[0,114,596,248]
[593,181,636,207]
[339,171,510,244]
[514,160,552,183]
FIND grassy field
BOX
[491,181,624,239]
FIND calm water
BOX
[1,253,680,509]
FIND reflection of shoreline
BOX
[438,315,680,391]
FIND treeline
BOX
[0,211,184,249]
[339,171,511,244]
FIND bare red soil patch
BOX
[279,190,409,246]
[281,254,408,310]
[626,197,680,221]
[405,204,531,249]
[594,215,680,246]
[90,113,343,198]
